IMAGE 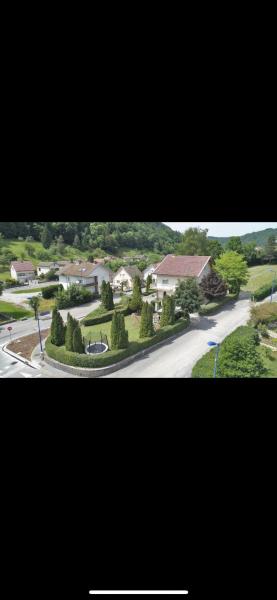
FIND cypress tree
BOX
[52,307,65,346]
[111,311,120,350]
[65,314,75,351]
[146,274,152,293]
[129,276,142,313]
[107,283,114,310]
[160,296,175,327]
[139,302,148,338]
[147,303,154,337]
[73,323,85,354]
[101,280,107,308]
[51,307,58,345]
[118,314,129,349]
[41,224,52,249]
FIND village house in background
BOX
[113,266,143,291]
[152,255,212,299]
[10,261,36,284]
[37,261,69,277]
[143,263,161,282]
[59,262,113,295]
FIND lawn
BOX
[81,313,141,345]
[13,287,44,294]
[0,238,90,270]
[0,300,33,322]
[0,269,10,281]
[38,298,56,313]
[242,264,277,293]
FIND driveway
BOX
[104,295,252,378]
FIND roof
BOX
[153,255,211,278]
[11,261,35,273]
[59,262,111,278]
[115,266,143,279]
[143,263,160,273]
[38,261,69,268]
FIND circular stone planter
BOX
[86,342,108,355]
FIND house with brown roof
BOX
[112,266,143,291]
[59,262,113,295]
[37,261,70,277]
[10,261,36,283]
[152,255,212,299]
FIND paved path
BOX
[104,295,252,378]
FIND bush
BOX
[82,305,131,326]
[257,323,269,338]
[56,284,94,309]
[42,284,63,299]
[192,326,262,378]
[199,293,238,315]
[249,302,277,327]
[253,284,274,302]
[4,279,22,289]
[45,317,190,369]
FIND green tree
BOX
[226,236,243,254]
[176,228,209,256]
[0,281,3,296]
[214,251,248,294]
[111,311,120,350]
[146,274,152,293]
[174,278,202,316]
[129,275,142,313]
[106,282,114,310]
[218,335,266,378]
[140,302,149,338]
[29,296,40,319]
[87,254,94,263]
[199,271,227,301]
[160,295,175,327]
[24,243,35,257]
[117,313,129,348]
[51,306,65,346]
[73,234,81,249]
[207,239,224,262]
[57,235,65,255]
[65,313,77,352]
[101,280,107,307]
[242,242,258,266]
[41,224,52,249]
[265,234,276,263]
[73,323,85,353]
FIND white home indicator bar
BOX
[89,592,189,595]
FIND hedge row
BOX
[82,305,131,326]
[192,326,259,378]
[253,283,275,302]
[45,317,190,369]
[199,294,238,316]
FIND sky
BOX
[164,222,277,238]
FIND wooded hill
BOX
[208,227,277,247]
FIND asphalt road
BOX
[103,295,252,378]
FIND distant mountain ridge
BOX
[208,227,277,247]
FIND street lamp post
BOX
[208,341,220,379]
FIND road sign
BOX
[7,326,13,331]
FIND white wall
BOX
[155,261,211,297]
[113,268,133,288]
[11,266,35,282]
[59,265,111,291]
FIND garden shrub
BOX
[82,305,131,326]
[42,284,63,299]
[253,284,275,302]
[56,284,94,309]
[249,302,277,327]
[257,323,269,338]
[46,317,190,369]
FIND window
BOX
[162,279,169,284]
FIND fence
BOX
[83,331,109,350]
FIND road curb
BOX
[1,344,39,369]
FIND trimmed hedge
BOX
[42,284,63,299]
[46,317,190,369]
[82,305,131,326]
[199,293,238,315]
[253,283,275,302]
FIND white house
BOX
[37,261,69,277]
[143,263,161,282]
[10,261,36,283]
[59,262,113,294]
[152,255,212,300]
[112,266,143,291]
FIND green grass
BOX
[12,287,44,294]
[0,238,90,268]
[0,300,33,321]
[0,270,10,281]
[258,346,277,377]
[199,293,238,315]
[81,313,141,345]
[242,264,277,293]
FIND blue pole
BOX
[214,344,220,379]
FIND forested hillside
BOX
[209,228,277,247]
[0,222,181,255]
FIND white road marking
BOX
[20,372,33,378]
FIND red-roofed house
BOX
[10,261,36,283]
[152,255,212,299]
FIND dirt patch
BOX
[7,330,50,361]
